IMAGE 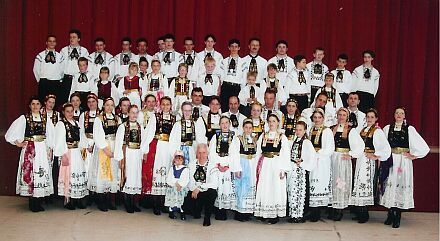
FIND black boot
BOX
[310,208,320,222]
[333,209,343,221]
[35,198,45,212]
[384,209,394,225]
[180,212,186,221]
[107,193,117,210]
[215,208,227,220]
[152,196,161,215]
[351,206,359,220]
[327,207,335,220]
[64,199,76,210]
[234,212,243,221]
[392,209,401,228]
[29,197,38,212]
[358,206,369,223]
[98,194,108,212]
[132,196,141,212]
[268,217,279,224]
[169,211,177,219]
[125,194,134,213]
[76,198,86,209]
[203,217,211,226]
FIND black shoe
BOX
[257,217,266,222]
[384,209,394,225]
[327,208,335,220]
[203,217,211,226]
[64,201,76,210]
[133,204,141,212]
[351,206,359,220]
[29,198,38,212]
[107,195,117,210]
[310,208,320,222]
[169,211,177,219]
[76,199,86,209]
[215,209,227,220]
[333,209,343,221]
[267,217,279,224]
[180,213,186,221]
[153,207,161,215]
[34,198,45,212]
[234,212,243,222]
[392,210,401,228]
[125,195,134,213]
[358,207,369,223]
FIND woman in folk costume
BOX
[78,93,100,180]
[70,92,82,121]
[254,113,290,224]
[5,97,54,212]
[144,59,167,108]
[144,96,176,215]
[114,105,149,213]
[307,108,335,222]
[169,101,200,166]
[169,63,192,115]
[208,115,240,220]
[330,108,364,221]
[233,119,259,221]
[54,103,89,210]
[381,107,429,228]
[282,98,306,143]
[286,121,316,223]
[349,108,391,223]
[89,98,121,211]
[165,150,190,221]
[118,62,145,109]
[250,102,265,139]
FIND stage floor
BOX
[0,196,438,241]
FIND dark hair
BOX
[94,37,105,44]
[118,97,131,106]
[366,108,379,118]
[137,37,148,45]
[296,120,308,130]
[69,29,81,39]
[157,35,165,42]
[209,96,221,105]
[151,59,161,66]
[77,57,88,65]
[228,38,240,46]
[248,37,260,45]
[316,91,328,100]
[267,63,277,71]
[363,50,376,58]
[337,53,348,60]
[191,87,203,95]
[139,57,148,65]
[294,55,306,65]
[264,88,277,97]
[46,34,56,41]
[204,34,216,42]
[183,37,194,44]
[314,47,324,53]
[163,33,175,41]
[28,96,41,106]
[275,40,288,48]
[144,94,156,102]
[348,92,359,98]
[228,95,239,103]
[62,103,74,111]
[99,66,110,74]
[70,92,81,101]
[121,37,132,44]
[160,96,172,104]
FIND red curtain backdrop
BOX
[0,0,438,211]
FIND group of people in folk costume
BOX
[5,30,430,228]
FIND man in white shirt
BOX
[196,34,223,75]
[241,38,267,86]
[224,96,247,134]
[347,92,367,133]
[179,37,199,81]
[267,40,295,88]
[88,37,114,82]
[307,47,329,102]
[113,37,139,87]
[301,92,336,128]
[60,29,90,104]
[284,54,311,112]
[156,36,165,53]
[352,50,380,112]
[220,38,245,112]
[331,53,352,107]
[136,38,153,73]
[154,33,181,86]
[189,87,209,121]
[33,34,64,107]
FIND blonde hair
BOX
[204,57,216,65]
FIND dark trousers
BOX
[356,91,375,113]
[339,93,349,108]
[38,78,63,108]
[202,95,214,107]
[61,74,73,106]
[289,94,309,112]
[183,189,217,218]
[220,82,241,113]
[239,104,252,117]
[310,85,321,105]
[52,157,59,198]
[304,171,311,216]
